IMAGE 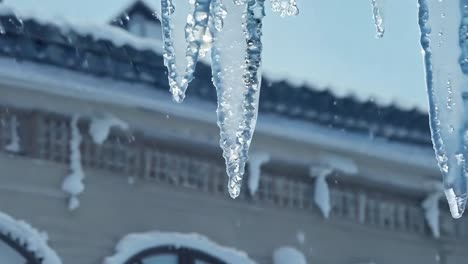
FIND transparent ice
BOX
[211,0,265,198]
[418,0,468,218]
[270,0,299,17]
[370,0,385,38]
[160,0,287,198]
[161,0,212,103]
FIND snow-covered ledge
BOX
[0,211,61,264]
[104,231,256,264]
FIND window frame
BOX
[124,246,226,264]
[0,232,43,264]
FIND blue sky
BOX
[8,0,428,110]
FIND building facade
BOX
[0,1,467,264]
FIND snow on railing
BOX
[422,191,443,238]
[4,115,20,153]
[88,114,128,145]
[310,167,332,219]
[61,115,84,211]
[247,152,270,196]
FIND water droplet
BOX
[370,0,385,38]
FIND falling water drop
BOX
[370,0,385,38]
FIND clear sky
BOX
[7,0,428,110]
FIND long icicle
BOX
[161,0,294,198]
[227,0,266,198]
[417,0,468,218]
[210,0,265,198]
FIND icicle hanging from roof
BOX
[417,0,468,218]
[160,0,297,198]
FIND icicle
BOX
[5,115,20,153]
[422,191,442,238]
[211,0,266,198]
[61,115,84,211]
[417,0,468,218]
[311,167,332,219]
[161,0,214,102]
[160,0,293,198]
[247,152,270,195]
[184,0,214,80]
[270,0,299,17]
[370,0,385,38]
[211,1,248,199]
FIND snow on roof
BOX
[0,211,62,264]
[109,0,161,23]
[263,71,428,113]
[104,231,256,264]
[0,4,164,54]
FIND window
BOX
[0,232,42,264]
[124,246,225,264]
[0,212,61,264]
[106,232,254,264]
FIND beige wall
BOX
[0,153,465,264]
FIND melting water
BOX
[418,0,468,218]
[371,0,385,38]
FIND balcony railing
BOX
[0,105,465,240]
